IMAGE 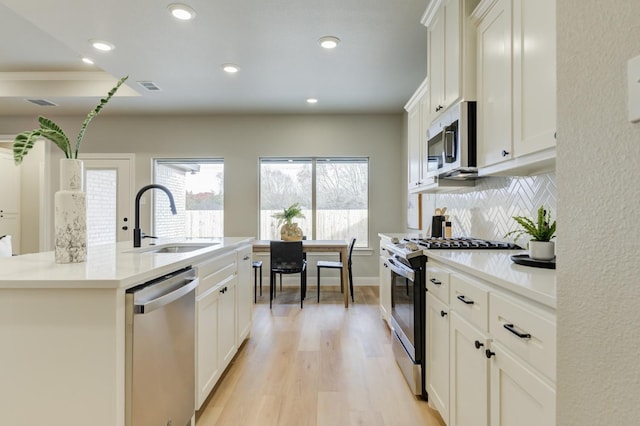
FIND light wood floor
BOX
[195,285,446,426]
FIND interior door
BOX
[80,155,134,244]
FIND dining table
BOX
[252,239,350,308]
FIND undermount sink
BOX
[130,242,220,254]
[149,245,213,253]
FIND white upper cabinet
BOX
[473,0,556,175]
[405,77,430,192]
[475,0,513,168]
[512,0,556,158]
[422,0,479,122]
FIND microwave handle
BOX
[444,127,456,163]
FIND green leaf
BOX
[12,131,40,165]
[74,76,128,158]
[39,129,72,158]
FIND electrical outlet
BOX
[627,54,640,123]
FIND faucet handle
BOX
[141,233,158,240]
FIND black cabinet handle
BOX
[122,226,128,231]
[503,323,532,339]
[243,255,250,261]
[475,340,484,349]
[457,294,474,305]
[430,278,442,286]
[440,310,447,317]
[485,349,495,359]
[501,150,510,157]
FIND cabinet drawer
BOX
[196,251,237,295]
[489,292,556,382]
[426,264,450,304]
[450,274,489,331]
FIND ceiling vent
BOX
[137,81,162,91]
[26,99,57,106]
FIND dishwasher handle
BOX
[134,275,199,314]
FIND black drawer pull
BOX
[440,310,447,317]
[503,323,531,339]
[430,278,442,286]
[474,340,484,349]
[485,349,495,359]
[457,295,474,305]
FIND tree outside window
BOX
[260,157,368,246]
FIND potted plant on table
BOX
[272,202,305,241]
[505,206,557,260]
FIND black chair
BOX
[316,237,356,303]
[269,241,307,308]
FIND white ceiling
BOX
[0,0,429,116]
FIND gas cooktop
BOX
[404,237,522,250]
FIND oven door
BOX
[389,257,418,361]
[388,256,425,396]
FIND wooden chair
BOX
[316,237,356,302]
[269,241,307,308]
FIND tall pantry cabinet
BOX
[0,149,20,254]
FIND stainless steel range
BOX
[381,236,521,400]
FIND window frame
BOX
[259,156,369,246]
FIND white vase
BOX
[528,240,555,261]
[54,159,87,263]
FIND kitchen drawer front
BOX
[196,251,237,295]
[489,292,556,382]
[450,273,489,331]
[426,263,451,304]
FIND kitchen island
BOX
[0,237,253,426]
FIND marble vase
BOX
[54,159,87,263]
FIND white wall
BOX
[557,1,640,424]
[0,113,404,279]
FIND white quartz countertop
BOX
[0,237,254,290]
[378,233,556,309]
[424,250,556,309]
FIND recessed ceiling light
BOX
[222,64,240,74]
[168,3,196,20]
[318,36,340,49]
[89,39,115,52]
[81,57,94,65]
[307,98,318,104]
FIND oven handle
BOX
[386,257,415,282]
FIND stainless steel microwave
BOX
[425,101,477,179]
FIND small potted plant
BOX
[272,202,305,241]
[505,206,556,260]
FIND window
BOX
[260,157,368,246]
[153,159,224,238]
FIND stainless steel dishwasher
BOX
[125,267,199,426]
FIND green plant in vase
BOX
[505,206,556,260]
[272,203,305,241]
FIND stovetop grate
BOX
[404,237,521,250]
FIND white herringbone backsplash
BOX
[433,172,557,245]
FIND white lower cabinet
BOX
[379,254,392,324]
[195,245,253,410]
[196,283,221,408]
[423,259,555,426]
[426,293,450,424]
[236,245,253,343]
[489,342,556,426]
[218,277,237,368]
[450,312,489,426]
